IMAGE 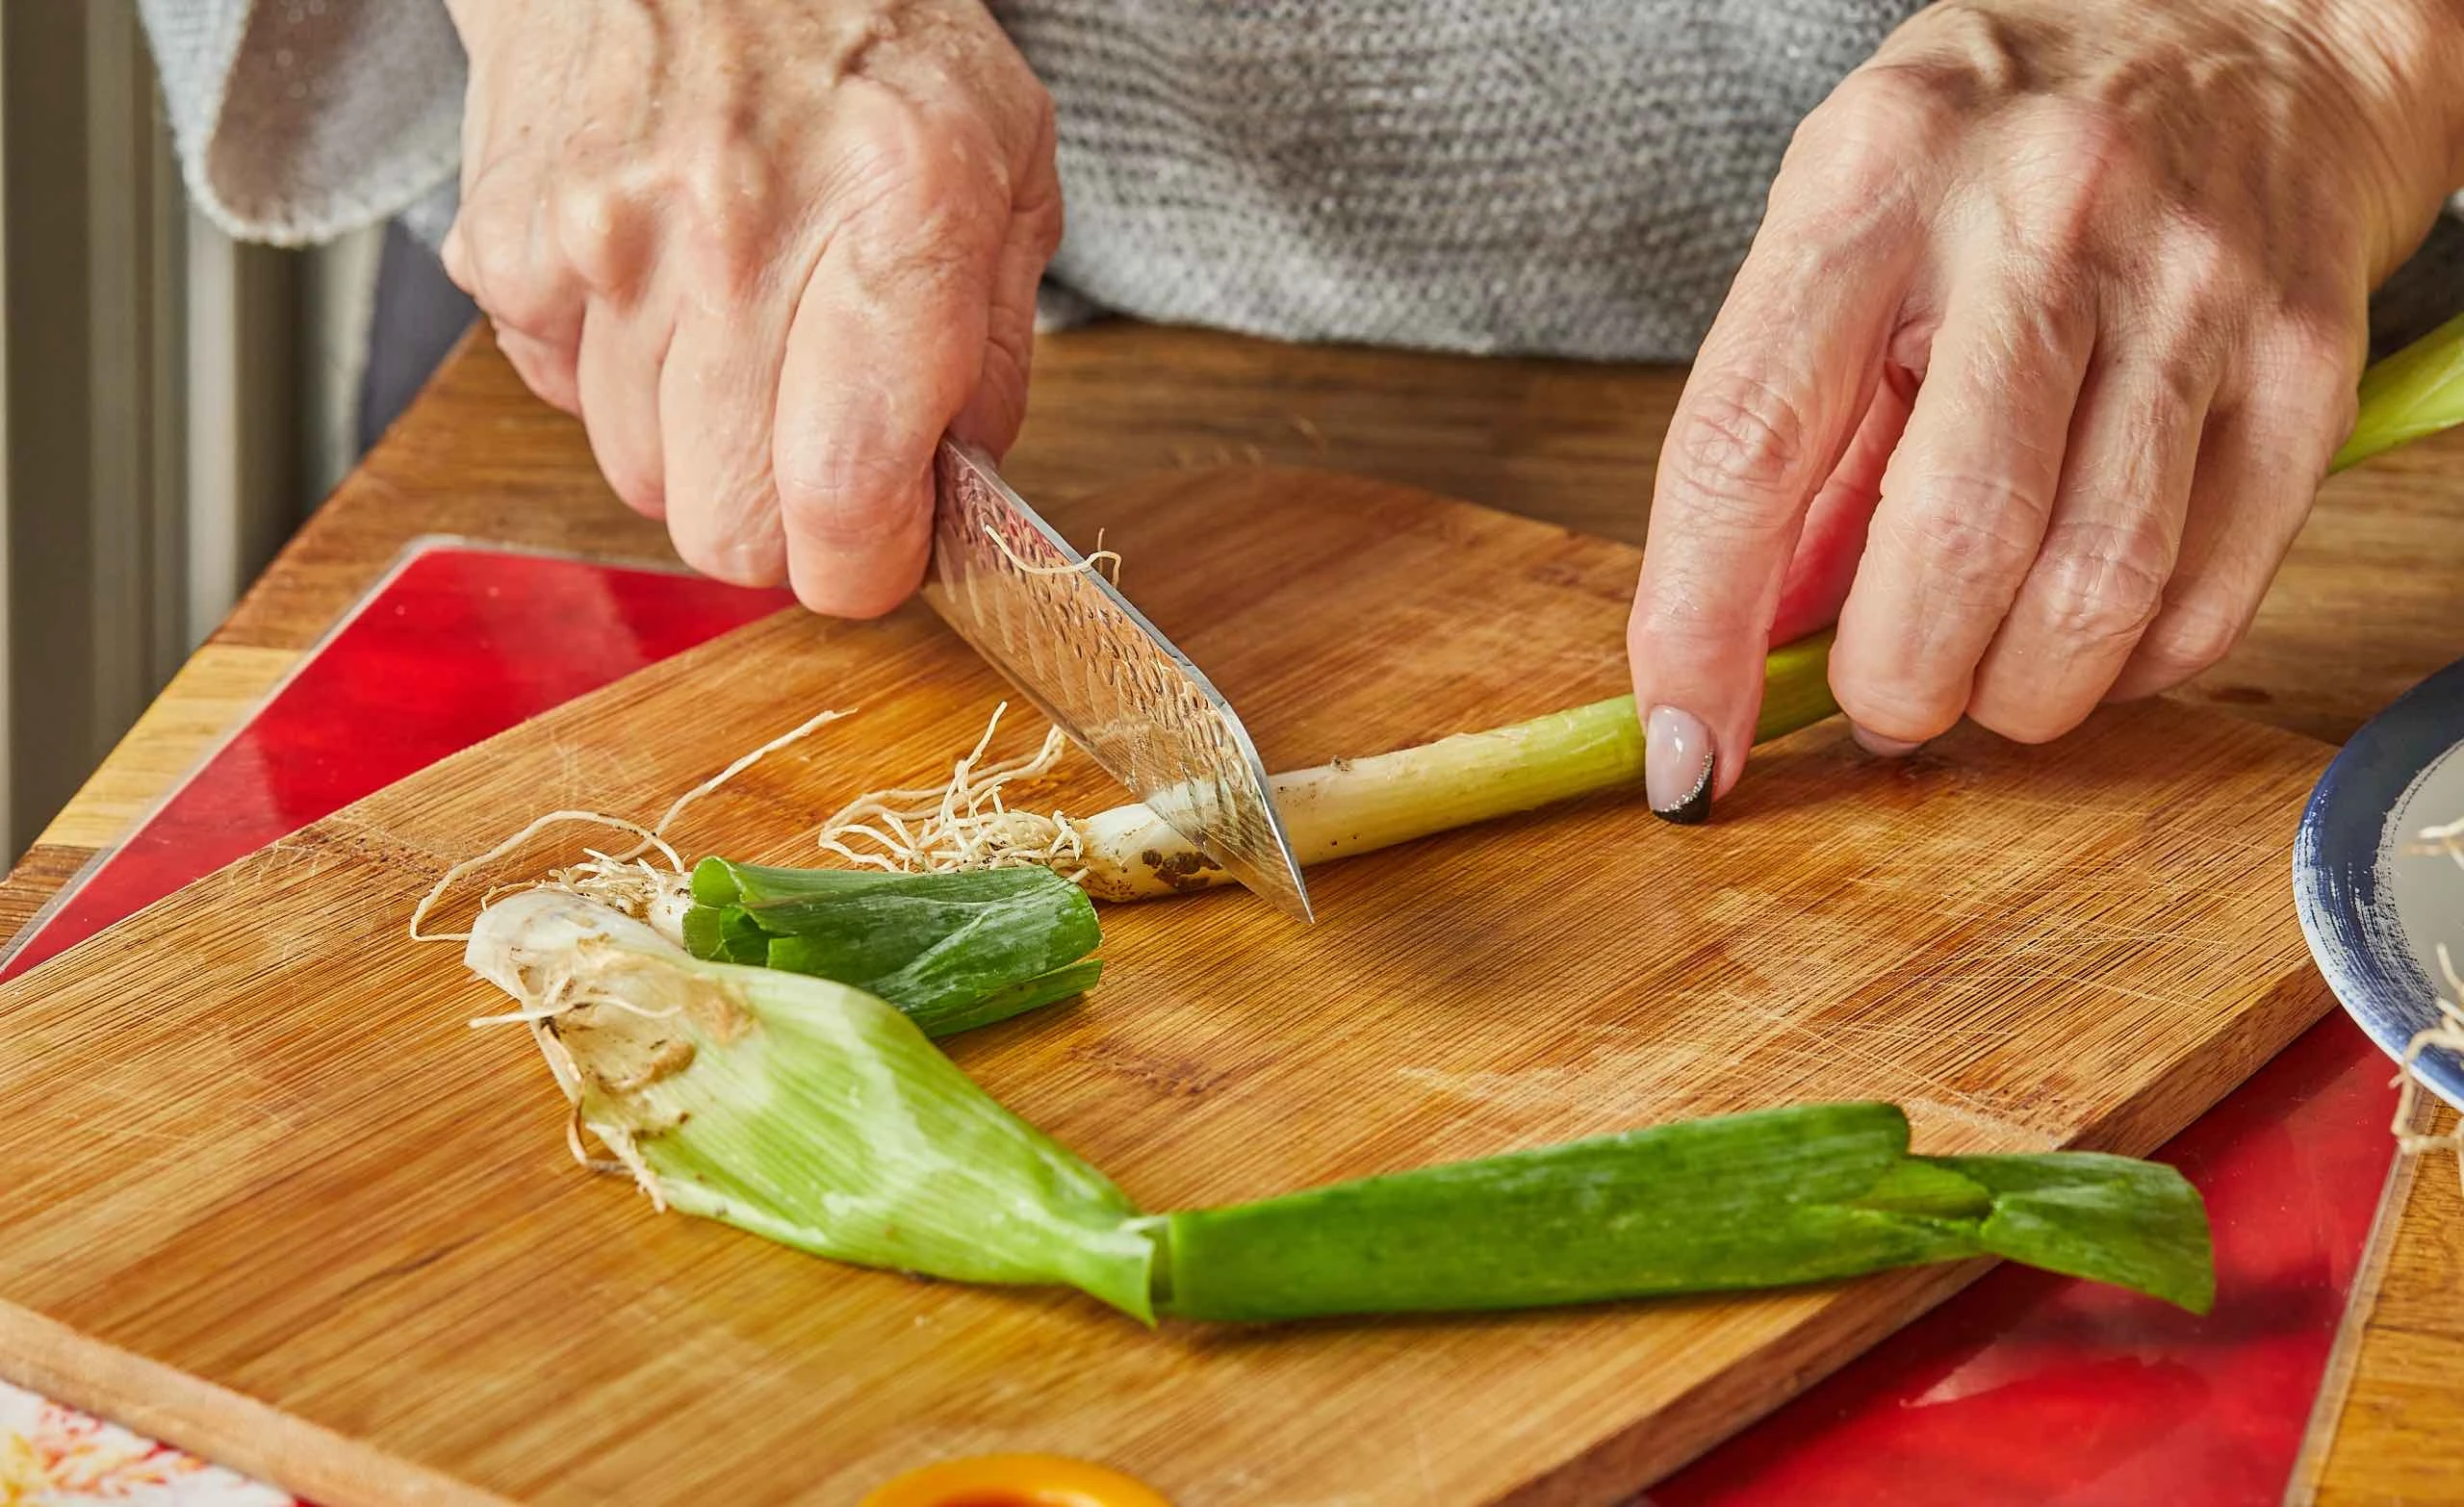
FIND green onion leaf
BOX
[475,900,2214,1327]
[1919,1151,2215,1314]
[1152,1104,2213,1320]
[470,892,1157,1318]
[680,858,1103,1036]
[2337,311,2464,472]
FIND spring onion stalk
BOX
[468,893,2212,1321]
[468,889,1157,1316]
[2335,311,2464,472]
[1068,630,1840,901]
[680,858,1102,1036]
[1150,1102,2213,1319]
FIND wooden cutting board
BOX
[0,468,2334,1505]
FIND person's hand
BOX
[1627,0,2464,820]
[440,0,1060,616]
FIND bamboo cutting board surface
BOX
[0,468,2335,1505]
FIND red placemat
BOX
[1,540,2395,1505]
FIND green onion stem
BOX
[1150,1102,2214,1320]
[464,899,2214,1324]
[2335,311,2464,472]
[1073,630,1838,901]
[679,859,1103,1035]
[468,890,1155,1317]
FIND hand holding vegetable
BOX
[1630,0,2464,818]
[439,0,1060,617]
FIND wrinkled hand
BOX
[441,0,1060,615]
[1628,0,2464,818]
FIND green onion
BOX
[1149,1102,2212,1319]
[680,858,1102,1036]
[468,889,1156,1317]
[1071,630,1840,900]
[468,895,2212,1323]
[2336,311,2464,472]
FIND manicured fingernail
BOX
[1646,704,1716,825]
[1853,725,1923,757]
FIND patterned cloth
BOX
[0,1382,290,1507]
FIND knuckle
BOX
[794,567,913,623]
[1786,70,1945,213]
[678,141,783,294]
[2136,600,2246,680]
[2149,346,2217,413]
[1024,191,1065,261]
[838,95,1008,229]
[2315,375,2364,453]
[1833,676,1961,747]
[2140,223,2254,372]
[2031,519,2173,645]
[834,95,963,215]
[588,439,665,520]
[1883,473,2044,595]
[670,504,786,589]
[1999,103,2139,262]
[494,327,578,412]
[453,219,541,323]
[450,180,573,335]
[1625,590,1727,665]
[1014,158,1065,260]
[2153,217,2244,309]
[2272,306,2365,380]
[1671,370,1817,510]
[820,115,1008,304]
[969,336,1034,450]
[1014,73,1059,159]
[773,446,928,553]
[1968,691,2087,747]
[2251,310,2366,431]
[555,178,650,294]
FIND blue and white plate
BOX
[2294,655,2464,1111]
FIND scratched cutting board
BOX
[0,469,2334,1506]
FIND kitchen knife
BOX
[919,439,1314,922]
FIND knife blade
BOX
[919,439,1314,922]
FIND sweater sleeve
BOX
[137,0,467,246]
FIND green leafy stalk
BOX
[469,890,1154,1316]
[681,858,1102,1035]
[1074,631,1839,900]
[1150,1103,2212,1320]
[470,899,2212,1324]
[2336,311,2464,472]
[1923,1150,2216,1309]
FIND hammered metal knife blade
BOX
[919,439,1313,922]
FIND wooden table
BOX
[8,322,2459,1502]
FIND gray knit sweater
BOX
[138,1,2464,363]
[138,0,1932,362]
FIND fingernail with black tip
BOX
[1646,704,1716,825]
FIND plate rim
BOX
[2293,654,2464,1111]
